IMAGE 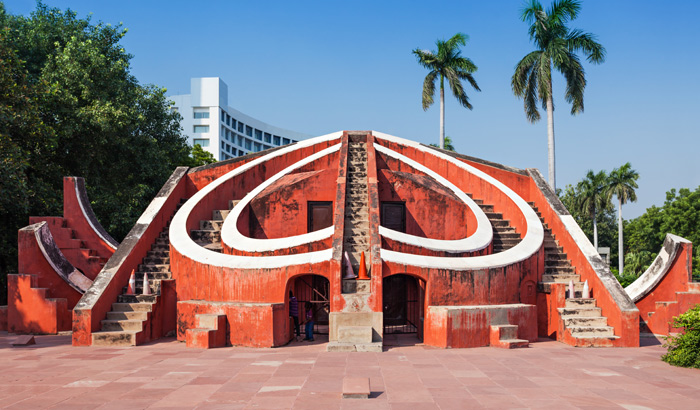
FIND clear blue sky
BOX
[5,0,700,219]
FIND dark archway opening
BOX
[383,274,423,338]
[292,274,330,335]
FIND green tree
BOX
[0,2,192,301]
[576,170,609,249]
[188,143,217,166]
[413,33,480,150]
[559,183,618,262]
[626,187,700,277]
[429,135,456,151]
[607,162,639,275]
[512,0,605,190]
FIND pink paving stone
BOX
[2,332,700,408]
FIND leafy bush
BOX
[662,304,700,368]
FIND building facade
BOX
[169,77,309,161]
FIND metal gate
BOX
[294,275,330,335]
[383,274,420,334]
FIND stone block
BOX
[342,377,370,399]
[338,326,372,344]
[12,335,36,346]
[329,312,382,342]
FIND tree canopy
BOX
[0,2,204,303]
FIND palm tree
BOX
[413,33,480,150]
[607,162,639,274]
[577,170,609,249]
[511,0,605,190]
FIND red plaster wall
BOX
[8,274,70,334]
[374,139,527,241]
[249,169,338,240]
[634,241,700,335]
[424,304,537,348]
[377,169,469,240]
[17,226,82,316]
[177,300,288,348]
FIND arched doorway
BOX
[291,274,330,336]
[383,274,424,338]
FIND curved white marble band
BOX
[221,144,340,252]
[374,144,492,253]
[624,233,691,303]
[169,132,342,269]
[373,131,544,271]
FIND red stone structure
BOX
[4,131,698,347]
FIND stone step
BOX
[229,199,241,210]
[326,341,382,353]
[493,226,516,233]
[159,231,169,239]
[118,294,157,304]
[479,204,494,212]
[142,256,169,265]
[91,331,140,347]
[494,232,520,240]
[191,230,220,243]
[200,220,223,231]
[545,259,571,267]
[111,302,153,312]
[545,266,576,275]
[106,311,149,321]
[565,298,596,308]
[138,264,170,273]
[491,220,510,227]
[154,238,169,246]
[545,252,568,260]
[568,326,615,338]
[558,307,602,318]
[484,212,503,219]
[212,209,230,221]
[100,319,144,332]
[541,274,580,283]
[563,316,608,327]
[198,242,223,252]
[135,271,172,280]
[151,244,169,252]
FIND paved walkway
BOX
[1,332,698,409]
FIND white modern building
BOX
[169,77,310,161]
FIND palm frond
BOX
[445,68,472,110]
[567,29,606,63]
[445,33,468,51]
[421,70,437,110]
[548,0,580,25]
[524,63,541,122]
[558,52,586,114]
[412,48,437,70]
[512,50,541,96]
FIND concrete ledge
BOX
[329,312,382,343]
[338,326,372,344]
[625,234,691,302]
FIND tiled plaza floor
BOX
[1,332,699,409]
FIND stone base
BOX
[327,341,383,352]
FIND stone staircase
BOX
[530,204,618,346]
[91,200,186,346]
[92,225,172,346]
[191,200,240,253]
[328,136,381,352]
[467,194,521,252]
[490,324,529,349]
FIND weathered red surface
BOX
[13,225,80,333]
[8,274,69,334]
[424,304,537,348]
[178,300,287,348]
[635,241,700,335]
[529,179,639,347]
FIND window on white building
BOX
[273,136,281,145]
[194,125,209,133]
[194,138,210,147]
[193,108,209,119]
